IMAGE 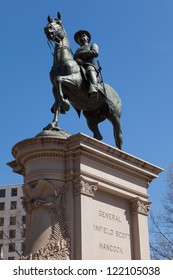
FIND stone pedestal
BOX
[8,131,163,260]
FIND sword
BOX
[97,60,106,96]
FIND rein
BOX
[56,45,73,55]
[47,39,73,56]
[47,40,55,56]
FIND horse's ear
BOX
[57,12,61,20]
[47,15,51,23]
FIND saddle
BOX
[79,64,106,97]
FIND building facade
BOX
[0,184,26,260]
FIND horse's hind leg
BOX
[83,112,103,141]
[55,77,70,112]
[107,112,123,149]
[51,86,61,127]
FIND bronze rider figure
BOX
[74,30,99,97]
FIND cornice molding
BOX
[9,134,163,185]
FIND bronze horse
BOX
[44,12,123,149]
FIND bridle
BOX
[44,19,65,43]
[45,20,73,56]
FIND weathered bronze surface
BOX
[44,12,123,149]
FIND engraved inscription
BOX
[91,207,132,257]
[115,231,130,239]
[99,242,123,254]
[98,210,121,222]
[93,224,114,235]
[93,224,130,239]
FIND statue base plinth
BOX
[8,132,163,259]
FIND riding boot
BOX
[87,70,98,98]
[88,83,98,98]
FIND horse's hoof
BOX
[43,123,52,130]
[94,134,103,141]
[43,123,58,131]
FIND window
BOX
[22,215,26,224]
[10,216,16,226]
[10,201,17,210]
[0,244,3,258]
[0,202,5,211]
[9,243,15,252]
[0,217,4,226]
[0,231,3,239]
[21,228,26,238]
[11,188,17,197]
[0,189,5,198]
[9,230,16,239]
[21,242,25,253]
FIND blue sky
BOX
[1,0,173,216]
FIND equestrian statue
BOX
[44,12,123,149]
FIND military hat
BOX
[74,30,91,44]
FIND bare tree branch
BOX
[150,165,173,260]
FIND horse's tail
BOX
[103,83,123,149]
[98,83,122,117]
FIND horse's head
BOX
[44,12,65,44]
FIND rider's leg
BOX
[86,68,98,96]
